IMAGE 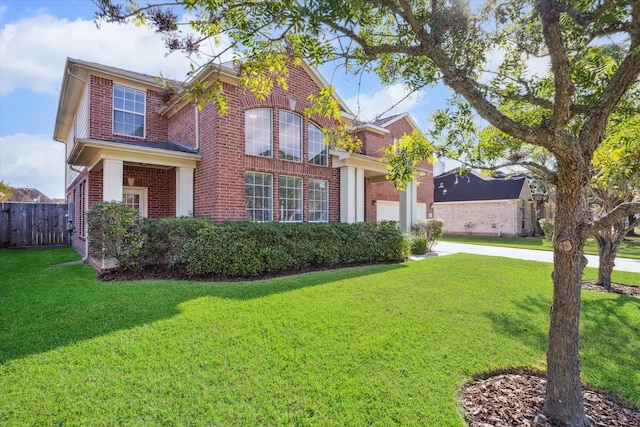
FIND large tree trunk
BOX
[543,170,589,427]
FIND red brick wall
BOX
[190,65,341,222]
[89,75,168,141]
[168,101,197,148]
[360,115,435,220]
[122,165,175,218]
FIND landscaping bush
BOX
[86,201,144,271]
[539,218,554,240]
[138,216,212,266]
[411,236,428,255]
[87,206,409,277]
[412,219,444,252]
[182,221,409,277]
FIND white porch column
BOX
[340,166,366,223]
[176,167,195,217]
[103,159,123,202]
[399,181,418,232]
[355,167,365,222]
[340,167,356,223]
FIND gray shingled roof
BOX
[103,139,201,155]
[69,58,183,87]
[434,169,527,202]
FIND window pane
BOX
[113,85,145,137]
[245,109,272,157]
[279,175,302,222]
[308,123,328,166]
[309,179,328,222]
[245,171,273,221]
[279,111,301,162]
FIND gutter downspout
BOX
[194,100,200,150]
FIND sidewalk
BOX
[413,241,640,273]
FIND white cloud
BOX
[0,12,211,96]
[345,84,425,122]
[0,133,65,199]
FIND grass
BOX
[441,232,640,260]
[1,248,638,426]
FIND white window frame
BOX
[122,187,148,217]
[245,109,272,157]
[113,85,146,138]
[245,172,273,221]
[308,123,328,166]
[279,175,303,222]
[279,111,302,162]
[308,179,328,223]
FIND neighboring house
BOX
[433,169,535,237]
[8,187,56,204]
[53,58,433,258]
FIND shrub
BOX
[411,236,428,255]
[412,219,444,252]
[182,222,408,277]
[138,216,212,266]
[86,201,144,270]
[539,218,554,240]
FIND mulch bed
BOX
[461,371,640,426]
[581,280,640,297]
[462,282,639,426]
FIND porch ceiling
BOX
[69,138,202,170]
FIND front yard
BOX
[1,248,638,425]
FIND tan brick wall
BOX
[434,199,533,236]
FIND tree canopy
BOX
[95,1,640,425]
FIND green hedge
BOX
[182,221,409,277]
[86,202,409,276]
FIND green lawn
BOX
[441,233,640,260]
[1,248,638,426]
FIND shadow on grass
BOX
[483,290,640,403]
[482,296,550,355]
[0,248,406,364]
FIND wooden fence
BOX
[0,203,69,248]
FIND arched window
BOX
[245,109,272,157]
[308,123,328,166]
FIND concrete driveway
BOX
[419,241,640,273]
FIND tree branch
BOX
[588,202,640,234]
[537,0,575,132]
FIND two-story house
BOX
[53,58,433,257]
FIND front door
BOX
[122,187,148,217]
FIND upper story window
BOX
[245,109,272,157]
[279,111,302,162]
[113,85,145,138]
[308,123,328,166]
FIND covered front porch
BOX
[68,138,202,217]
[331,150,426,232]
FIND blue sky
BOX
[0,0,453,199]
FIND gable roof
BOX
[434,169,529,202]
[8,188,54,203]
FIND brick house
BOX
[433,169,535,237]
[53,58,433,257]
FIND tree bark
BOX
[595,232,615,291]
[627,216,636,236]
[543,168,590,427]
